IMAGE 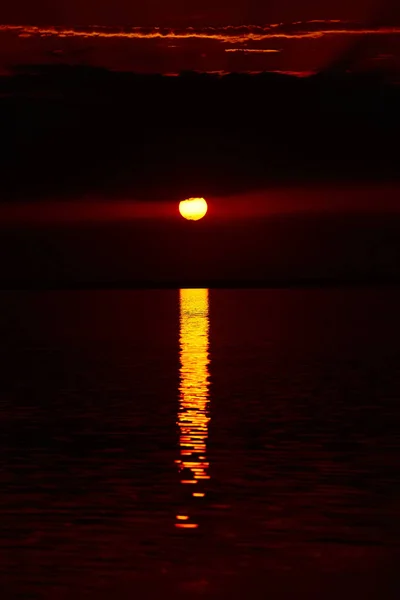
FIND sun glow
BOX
[179,198,208,221]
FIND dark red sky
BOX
[0,1,389,26]
[0,1,400,74]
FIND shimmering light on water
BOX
[0,289,399,597]
[176,289,210,528]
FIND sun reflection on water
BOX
[176,289,210,528]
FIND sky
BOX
[1,1,400,283]
[1,0,400,74]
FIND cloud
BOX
[225,48,281,53]
[1,21,400,44]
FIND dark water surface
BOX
[0,289,399,599]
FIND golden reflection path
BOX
[175,289,210,529]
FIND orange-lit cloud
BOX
[1,21,400,44]
[225,48,281,53]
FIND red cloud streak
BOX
[1,21,400,43]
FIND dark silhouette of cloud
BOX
[0,65,400,203]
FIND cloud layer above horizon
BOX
[1,20,400,75]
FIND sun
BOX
[179,198,208,221]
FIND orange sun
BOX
[179,198,208,221]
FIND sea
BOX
[0,288,399,599]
